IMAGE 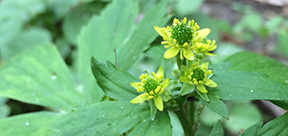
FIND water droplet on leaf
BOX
[25,122,29,126]
[51,75,57,80]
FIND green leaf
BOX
[240,122,262,136]
[258,113,288,136]
[0,112,60,136]
[49,101,150,136]
[180,83,195,95]
[77,0,139,103]
[91,58,138,101]
[201,94,229,119]
[128,111,172,136]
[62,2,105,45]
[1,27,52,60]
[224,101,261,133]
[197,91,209,102]
[277,31,288,58]
[117,0,170,70]
[77,0,169,103]
[209,120,224,136]
[168,111,184,136]
[225,51,288,83]
[0,45,86,111]
[209,63,288,101]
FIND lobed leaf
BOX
[0,45,86,111]
[49,101,150,136]
[0,112,60,136]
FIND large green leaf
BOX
[225,51,288,109]
[209,120,224,136]
[91,58,138,101]
[49,101,151,135]
[1,27,52,61]
[128,111,172,136]
[225,51,288,83]
[0,112,60,136]
[209,63,288,101]
[77,0,169,103]
[0,45,86,111]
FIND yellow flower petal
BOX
[164,46,179,59]
[183,47,194,60]
[130,82,139,89]
[205,79,218,87]
[160,78,170,88]
[156,66,164,79]
[197,84,208,93]
[154,26,169,39]
[197,28,210,39]
[201,62,209,69]
[154,95,163,111]
[130,94,148,103]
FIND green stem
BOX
[188,102,195,133]
[175,107,193,136]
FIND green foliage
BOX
[0,0,288,135]
[209,121,224,136]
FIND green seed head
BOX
[171,24,193,45]
[191,68,205,81]
[143,78,159,93]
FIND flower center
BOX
[171,24,193,45]
[191,68,205,81]
[143,78,159,93]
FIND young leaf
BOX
[49,101,150,136]
[240,122,262,136]
[0,45,86,111]
[258,113,288,136]
[201,94,229,119]
[180,83,195,95]
[91,58,138,101]
[128,111,172,136]
[0,112,60,136]
[209,120,224,136]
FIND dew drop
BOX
[32,93,35,97]
[76,84,84,92]
[286,80,288,83]
[229,94,232,97]
[250,90,253,93]
[190,56,194,60]
[51,75,57,80]
[101,114,105,117]
[120,106,124,109]
[25,122,29,126]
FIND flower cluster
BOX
[180,62,217,93]
[154,18,216,60]
[130,66,169,111]
[130,18,218,111]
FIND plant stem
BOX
[175,107,193,136]
[188,101,195,135]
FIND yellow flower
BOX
[179,62,217,93]
[193,39,217,56]
[130,66,169,111]
[154,17,211,60]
